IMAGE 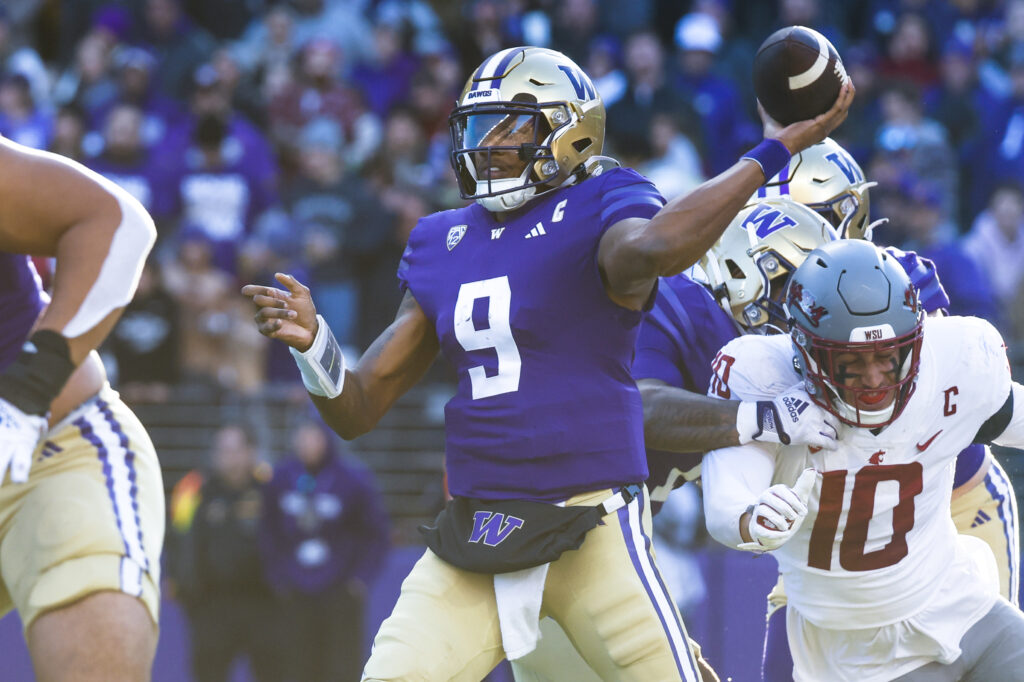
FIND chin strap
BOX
[581,155,621,176]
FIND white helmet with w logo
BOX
[701,197,839,334]
[449,47,606,212]
[753,138,875,239]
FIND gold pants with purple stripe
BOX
[362,486,703,681]
[0,383,164,629]
[951,458,1019,607]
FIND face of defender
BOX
[828,345,902,413]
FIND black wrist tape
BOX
[0,330,77,416]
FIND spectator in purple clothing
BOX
[88,47,185,150]
[162,63,279,271]
[87,103,174,221]
[52,20,121,121]
[874,79,959,223]
[138,0,217,101]
[874,176,1003,326]
[287,117,397,349]
[963,181,1024,340]
[268,37,382,171]
[260,417,390,682]
[350,19,421,119]
[0,7,49,109]
[606,29,702,165]
[969,47,1024,217]
[0,71,52,150]
[672,11,758,175]
[230,4,297,81]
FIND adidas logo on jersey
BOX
[524,222,547,239]
[971,510,992,528]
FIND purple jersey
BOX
[0,253,47,372]
[398,168,664,501]
[632,274,738,508]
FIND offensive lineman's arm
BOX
[243,275,440,439]
[640,379,838,452]
[0,139,155,484]
[0,138,155,367]
[597,84,854,310]
[640,379,744,451]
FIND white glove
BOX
[0,397,46,484]
[736,384,839,450]
[738,468,818,552]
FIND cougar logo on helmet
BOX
[788,281,828,327]
[449,47,607,213]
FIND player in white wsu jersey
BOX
[702,239,1024,681]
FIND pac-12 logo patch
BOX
[447,225,467,251]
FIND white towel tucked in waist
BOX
[494,562,550,660]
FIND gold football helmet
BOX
[701,197,839,333]
[449,47,606,212]
[753,137,875,239]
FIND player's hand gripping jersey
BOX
[398,167,664,501]
[703,314,1011,631]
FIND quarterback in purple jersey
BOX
[0,137,162,681]
[244,46,852,681]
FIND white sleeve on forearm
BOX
[701,443,777,548]
[62,185,156,339]
[993,382,1024,448]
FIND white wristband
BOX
[289,315,346,398]
[735,400,758,444]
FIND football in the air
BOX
[753,26,848,125]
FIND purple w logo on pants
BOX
[468,511,525,546]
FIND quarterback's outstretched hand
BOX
[736,385,839,450]
[242,273,319,351]
[739,468,818,552]
[761,80,855,154]
[0,397,46,485]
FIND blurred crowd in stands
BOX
[168,418,390,681]
[6,0,1024,398]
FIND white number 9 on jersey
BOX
[454,276,522,399]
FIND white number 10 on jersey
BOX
[454,276,522,399]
